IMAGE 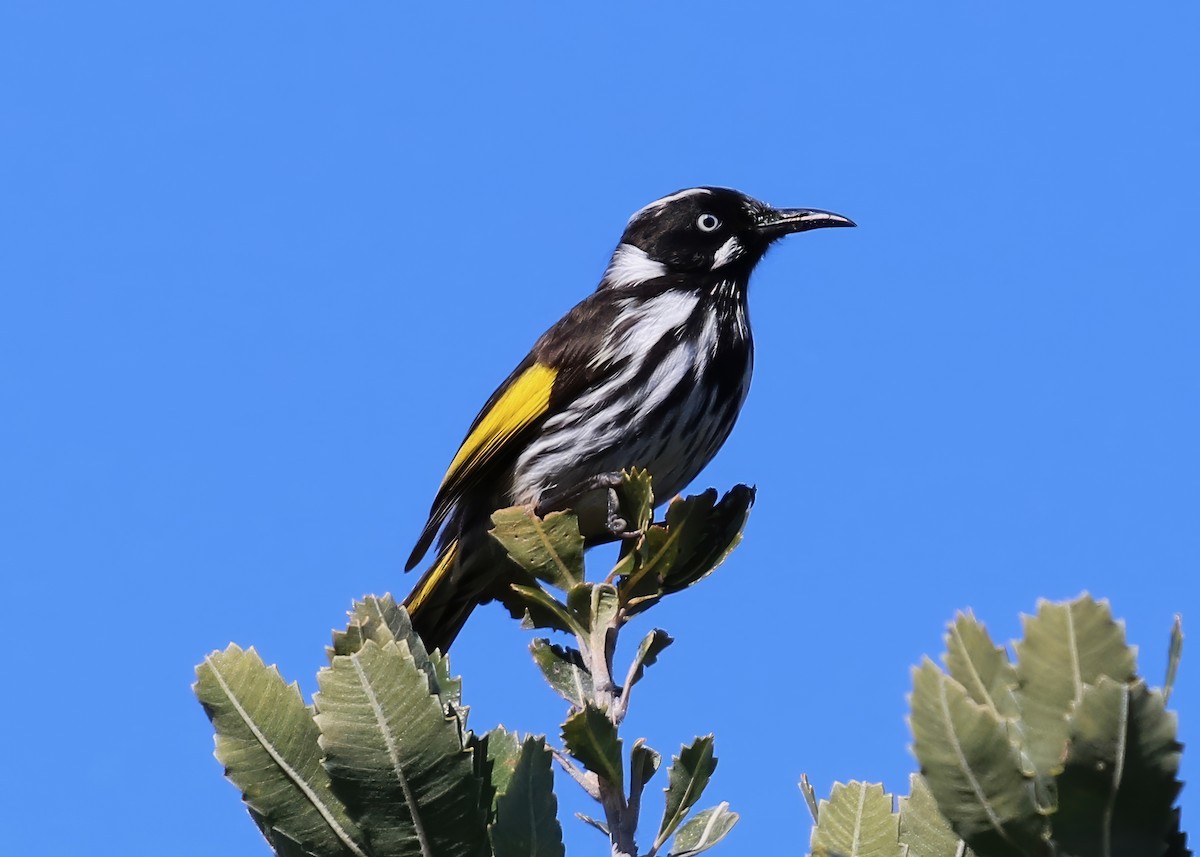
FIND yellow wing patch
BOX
[440,362,557,493]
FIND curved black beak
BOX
[755,207,856,241]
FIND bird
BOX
[403,186,854,651]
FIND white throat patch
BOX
[711,236,744,270]
[603,244,668,289]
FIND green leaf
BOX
[810,781,900,857]
[630,738,661,799]
[481,726,522,819]
[314,640,487,857]
[490,737,566,857]
[625,629,673,688]
[1013,594,1137,781]
[530,639,593,708]
[1054,678,1183,857]
[490,507,584,592]
[944,611,1019,719]
[898,774,972,857]
[591,583,620,631]
[1164,614,1182,705]
[909,660,1046,857]
[660,485,754,593]
[329,595,462,711]
[509,583,582,637]
[194,645,367,857]
[657,735,718,850]
[669,802,738,857]
[620,485,754,615]
[561,704,623,787]
[616,467,655,535]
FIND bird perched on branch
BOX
[404,187,854,651]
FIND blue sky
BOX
[2,3,1197,854]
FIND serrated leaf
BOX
[898,774,971,857]
[811,781,900,857]
[509,583,581,637]
[616,467,655,535]
[625,629,673,689]
[1014,594,1137,782]
[329,596,464,712]
[490,507,584,592]
[630,739,661,799]
[945,612,1019,719]
[1165,807,1191,857]
[657,735,718,849]
[621,486,754,615]
[561,704,623,787]
[530,639,593,708]
[490,737,565,857]
[909,660,1046,857]
[194,645,367,857]
[669,802,738,857]
[1054,678,1183,857]
[314,640,486,857]
[660,485,754,593]
[249,809,323,857]
[481,726,522,818]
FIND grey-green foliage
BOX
[807,595,1187,857]
[197,472,749,857]
[195,595,563,857]
[490,470,749,857]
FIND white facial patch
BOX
[627,187,712,224]
[711,236,744,269]
[603,243,668,289]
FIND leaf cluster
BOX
[489,471,752,857]
[805,595,1188,857]
[195,595,565,857]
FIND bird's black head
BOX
[602,186,854,289]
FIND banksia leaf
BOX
[530,639,593,708]
[330,596,460,709]
[657,735,718,850]
[659,485,754,595]
[616,467,655,535]
[669,802,739,857]
[910,660,1047,857]
[480,726,523,819]
[194,645,366,857]
[1013,594,1136,782]
[509,583,582,637]
[566,582,618,639]
[625,628,673,689]
[630,738,662,797]
[490,508,584,592]
[619,485,754,615]
[1054,678,1183,857]
[944,612,1019,719]
[811,781,900,857]
[898,774,974,857]
[490,737,565,857]
[315,640,487,857]
[561,704,623,787]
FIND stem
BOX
[584,615,638,857]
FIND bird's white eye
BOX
[697,213,721,232]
